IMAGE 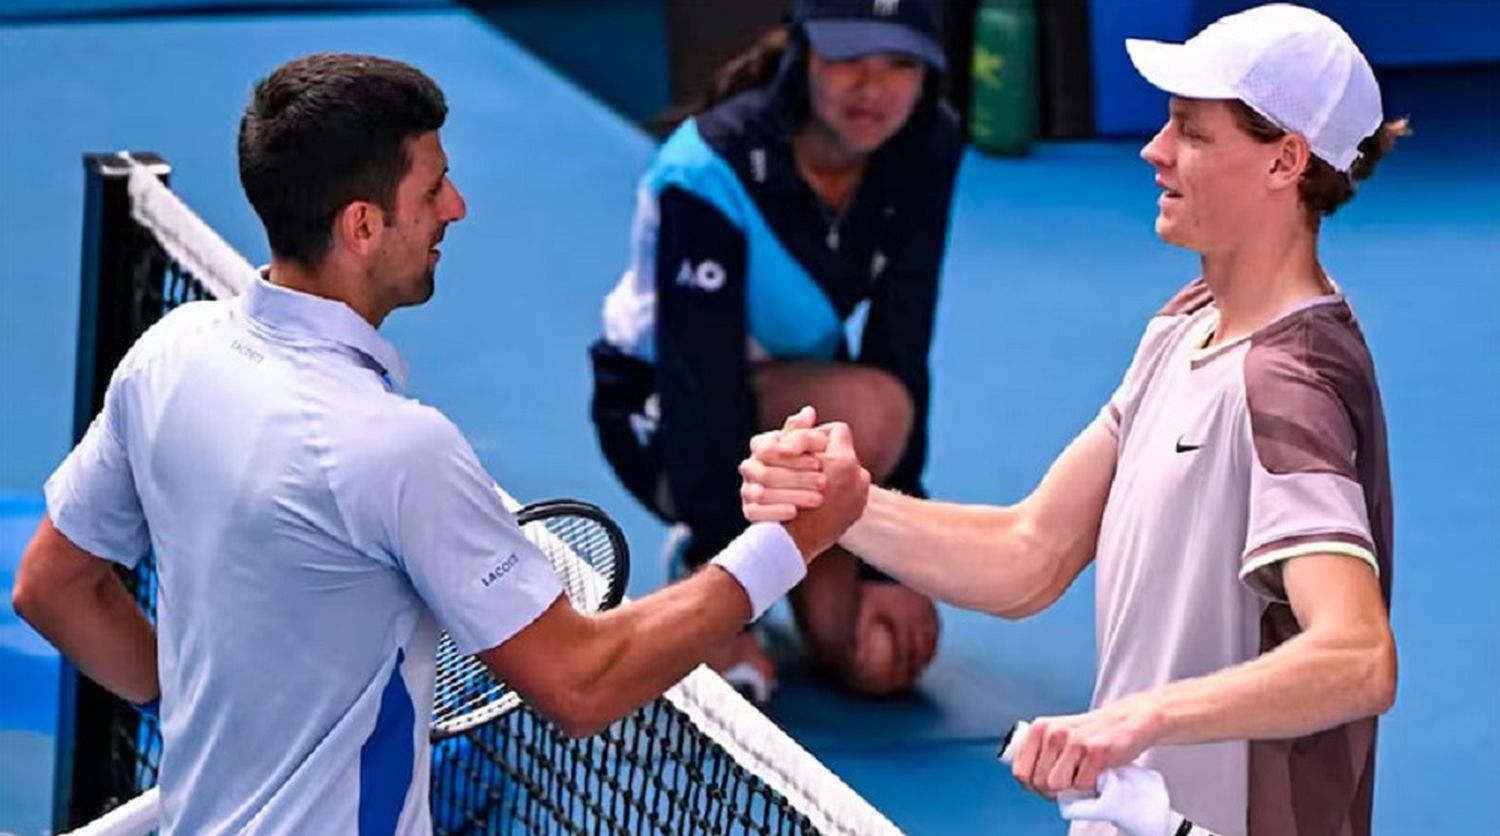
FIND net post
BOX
[55,151,172,831]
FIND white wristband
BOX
[710,523,808,621]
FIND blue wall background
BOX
[1091,0,1500,134]
[9,1,1495,137]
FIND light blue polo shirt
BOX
[44,277,564,835]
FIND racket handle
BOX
[997,719,1030,765]
[996,722,1222,836]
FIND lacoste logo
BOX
[1175,436,1203,453]
[230,339,264,364]
[474,553,521,590]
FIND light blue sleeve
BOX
[334,403,565,656]
[43,376,150,567]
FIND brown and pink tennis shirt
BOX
[1079,279,1392,836]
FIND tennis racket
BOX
[67,498,630,834]
[430,498,629,739]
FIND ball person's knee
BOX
[840,367,913,480]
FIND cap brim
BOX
[1125,38,1237,100]
[805,20,946,71]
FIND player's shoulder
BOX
[319,394,491,543]
[1153,278,1215,319]
[138,296,234,345]
[117,298,236,376]
[332,395,470,477]
[1245,297,1377,402]
[1243,298,1377,478]
[1122,279,1214,367]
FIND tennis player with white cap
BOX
[739,5,1407,835]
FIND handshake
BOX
[739,406,870,562]
[737,405,941,696]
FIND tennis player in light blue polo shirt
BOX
[14,54,869,835]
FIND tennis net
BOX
[57,152,900,836]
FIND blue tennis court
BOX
[2,3,1495,833]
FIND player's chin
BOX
[1154,217,1193,249]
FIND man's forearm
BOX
[835,422,1115,618]
[509,521,815,737]
[16,567,158,705]
[574,565,754,727]
[839,488,1060,618]
[1137,624,1396,747]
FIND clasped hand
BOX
[741,407,870,559]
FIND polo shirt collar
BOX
[243,272,409,391]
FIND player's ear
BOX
[1267,133,1310,192]
[333,200,385,258]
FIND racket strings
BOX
[529,513,619,611]
[431,510,623,738]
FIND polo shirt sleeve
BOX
[1094,316,1178,442]
[44,367,151,567]
[335,404,565,655]
[1238,340,1378,603]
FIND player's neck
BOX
[266,256,388,329]
[1199,219,1330,346]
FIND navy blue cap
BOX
[795,0,946,70]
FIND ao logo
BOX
[677,259,727,292]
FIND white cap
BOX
[1126,3,1383,171]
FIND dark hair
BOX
[658,26,793,130]
[1230,100,1409,227]
[238,53,448,268]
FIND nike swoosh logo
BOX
[1175,438,1204,453]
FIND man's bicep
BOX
[16,514,121,604]
[1019,420,1118,577]
[474,594,585,713]
[1281,552,1388,635]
